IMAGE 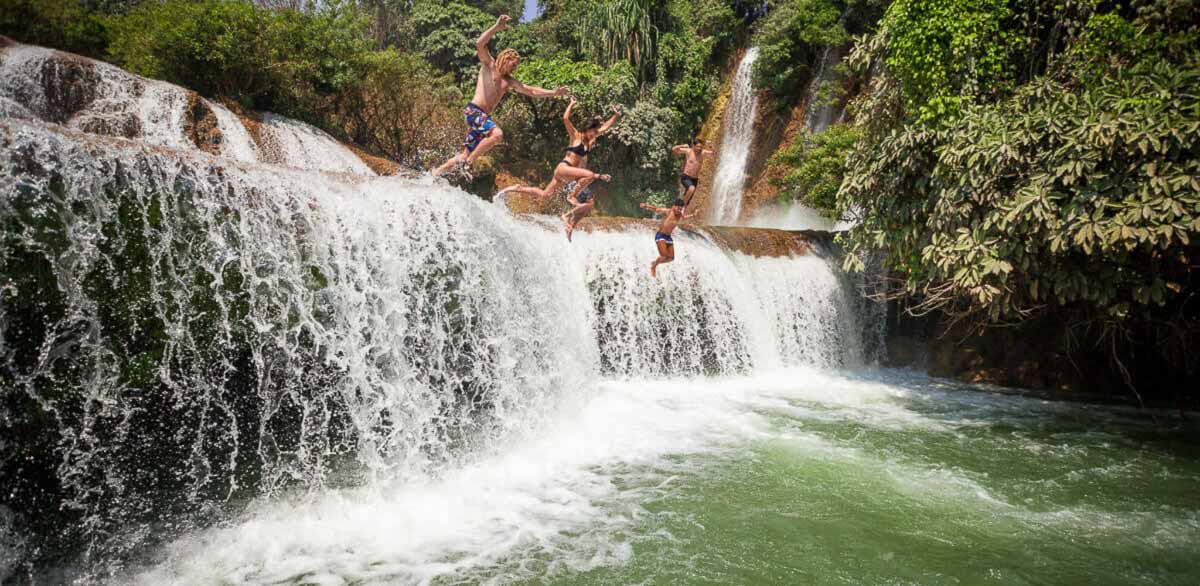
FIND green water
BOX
[138,369,1200,585]
[498,373,1200,585]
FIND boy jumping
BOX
[433,15,569,177]
[671,139,716,207]
[639,198,698,277]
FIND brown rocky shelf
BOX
[521,215,833,258]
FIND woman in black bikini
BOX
[500,97,621,223]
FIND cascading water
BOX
[740,44,848,232]
[0,42,374,176]
[256,113,375,174]
[0,111,876,578]
[708,47,760,225]
[804,45,844,135]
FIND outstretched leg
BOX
[433,148,469,177]
[650,240,674,278]
[504,177,562,200]
[562,177,596,223]
[465,126,504,166]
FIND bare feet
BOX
[650,261,658,278]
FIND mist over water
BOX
[131,369,1200,585]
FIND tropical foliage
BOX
[771,123,861,215]
[0,0,743,204]
[834,0,1200,389]
[750,0,887,105]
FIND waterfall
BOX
[0,42,374,176]
[0,40,883,579]
[0,115,877,573]
[804,45,843,135]
[208,98,260,163]
[256,113,375,174]
[708,47,760,225]
[740,44,847,232]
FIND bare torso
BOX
[658,210,685,235]
[681,148,706,177]
[471,63,511,112]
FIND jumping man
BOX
[639,198,698,278]
[433,15,569,177]
[671,139,716,207]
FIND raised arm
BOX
[671,144,689,156]
[563,95,578,136]
[477,15,511,66]
[510,79,570,99]
[596,105,622,136]
[639,202,669,214]
[702,148,717,156]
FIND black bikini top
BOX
[564,142,591,157]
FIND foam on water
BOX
[207,99,260,163]
[129,369,837,584]
[257,113,375,175]
[1,117,874,577]
[131,367,1200,585]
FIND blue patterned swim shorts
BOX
[463,102,497,153]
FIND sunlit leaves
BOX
[840,17,1200,325]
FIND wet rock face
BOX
[38,53,101,123]
[568,216,824,258]
[184,92,223,156]
[888,311,1129,397]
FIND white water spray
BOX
[0,40,884,580]
[0,43,373,176]
[708,48,760,225]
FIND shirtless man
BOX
[433,15,569,177]
[671,139,716,207]
[639,198,698,277]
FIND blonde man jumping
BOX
[434,15,569,177]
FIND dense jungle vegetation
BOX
[762,0,1198,399]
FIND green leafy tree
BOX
[577,0,669,81]
[772,123,861,216]
[330,49,464,167]
[881,0,1016,123]
[410,0,497,82]
[106,0,373,117]
[652,31,718,129]
[751,0,847,100]
[838,2,1200,387]
[0,0,111,57]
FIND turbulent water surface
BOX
[133,369,1200,585]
